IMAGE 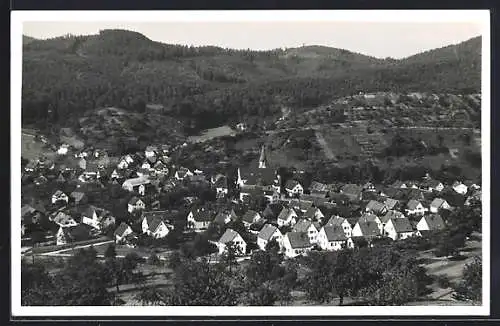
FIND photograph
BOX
[11,9,490,317]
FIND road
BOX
[33,240,114,257]
[314,131,336,159]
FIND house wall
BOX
[352,223,363,237]
[82,216,100,230]
[116,227,133,243]
[384,221,397,240]
[416,218,429,231]
[152,222,169,239]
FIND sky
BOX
[22,21,482,59]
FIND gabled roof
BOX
[358,213,379,224]
[421,179,443,188]
[406,199,422,210]
[384,198,399,210]
[323,225,347,241]
[242,210,260,224]
[285,180,301,190]
[365,200,387,213]
[263,203,284,219]
[391,180,406,188]
[70,191,86,202]
[122,177,150,187]
[286,232,312,249]
[309,181,328,192]
[52,190,66,197]
[356,221,380,237]
[390,218,414,233]
[292,219,315,233]
[240,167,277,186]
[219,228,243,244]
[258,224,280,241]
[60,224,92,242]
[430,198,448,209]
[326,215,347,227]
[380,210,405,223]
[142,210,170,224]
[215,176,228,188]
[21,205,36,218]
[53,211,76,226]
[422,214,445,230]
[148,218,166,233]
[278,207,296,221]
[290,199,313,212]
[305,207,323,219]
[191,208,213,222]
[114,222,132,237]
[341,184,363,196]
[214,210,236,225]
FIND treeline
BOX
[22,30,481,134]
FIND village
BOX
[21,134,482,262]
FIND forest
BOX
[22,30,481,134]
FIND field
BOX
[21,130,55,161]
[188,125,237,143]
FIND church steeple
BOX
[259,145,267,169]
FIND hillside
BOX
[21,30,481,135]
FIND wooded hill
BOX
[22,30,481,133]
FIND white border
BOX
[11,10,490,317]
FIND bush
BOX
[436,275,451,289]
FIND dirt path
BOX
[315,131,336,160]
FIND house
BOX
[83,162,101,179]
[282,232,314,258]
[290,199,314,214]
[257,224,283,251]
[317,225,353,251]
[465,190,481,206]
[213,210,238,226]
[141,160,152,170]
[21,204,43,225]
[237,167,278,189]
[51,190,69,205]
[56,173,66,183]
[421,179,444,192]
[117,157,132,170]
[384,198,400,211]
[452,182,468,195]
[405,200,428,216]
[429,198,452,213]
[214,176,229,198]
[57,144,70,155]
[153,161,169,175]
[56,224,92,245]
[304,207,324,222]
[285,180,304,197]
[309,181,328,193]
[358,213,383,233]
[277,207,298,227]
[263,190,280,203]
[241,210,262,227]
[24,160,38,173]
[145,146,158,159]
[365,200,388,215]
[406,188,425,201]
[236,122,247,131]
[122,177,150,194]
[217,229,247,256]
[33,175,48,186]
[292,219,319,243]
[383,218,416,240]
[141,212,172,239]
[352,220,381,240]
[81,206,114,230]
[128,196,146,213]
[340,184,363,201]
[70,191,87,205]
[114,222,134,243]
[416,214,445,232]
[363,182,376,192]
[186,208,213,231]
[262,203,284,221]
[174,167,194,181]
[380,210,405,227]
[326,215,353,238]
[239,186,265,202]
[51,211,78,228]
[391,181,407,189]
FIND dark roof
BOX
[61,224,92,242]
[422,179,443,188]
[142,210,170,224]
[191,208,213,222]
[423,214,445,230]
[278,208,296,221]
[380,210,405,223]
[365,200,387,213]
[292,219,315,232]
[215,176,228,188]
[241,167,277,186]
[285,180,301,190]
[384,198,399,210]
[258,224,280,241]
[358,213,379,224]
[341,184,363,196]
[70,191,86,202]
[356,221,380,238]
[326,215,347,227]
[242,210,260,224]
[128,196,143,205]
[430,198,448,209]
[219,228,243,244]
[323,225,347,241]
[290,199,313,212]
[262,203,284,219]
[148,218,165,233]
[114,222,131,237]
[406,199,422,210]
[286,232,312,249]
[309,181,328,192]
[390,218,414,233]
[305,207,323,219]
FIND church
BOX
[237,145,281,193]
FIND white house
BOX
[304,207,325,222]
[128,196,146,213]
[358,213,383,234]
[416,214,445,232]
[352,220,381,239]
[292,219,319,244]
[317,225,353,251]
[145,146,158,159]
[257,224,283,251]
[383,218,416,240]
[405,200,428,216]
[214,176,229,198]
[285,180,304,197]
[186,208,212,232]
[122,177,150,193]
[114,222,134,243]
[141,212,172,239]
[217,229,247,256]
[56,224,91,246]
[51,190,69,205]
[282,232,314,258]
[326,215,353,238]
[57,144,70,155]
[452,182,468,195]
[277,207,298,227]
[421,179,444,192]
[365,200,388,215]
[429,198,452,213]
[175,167,194,180]
[51,211,78,228]
[111,169,122,180]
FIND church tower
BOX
[258,145,268,169]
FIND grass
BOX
[21,130,54,161]
[188,125,237,143]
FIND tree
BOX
[453,256,482,302]
[104,243,117,260]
